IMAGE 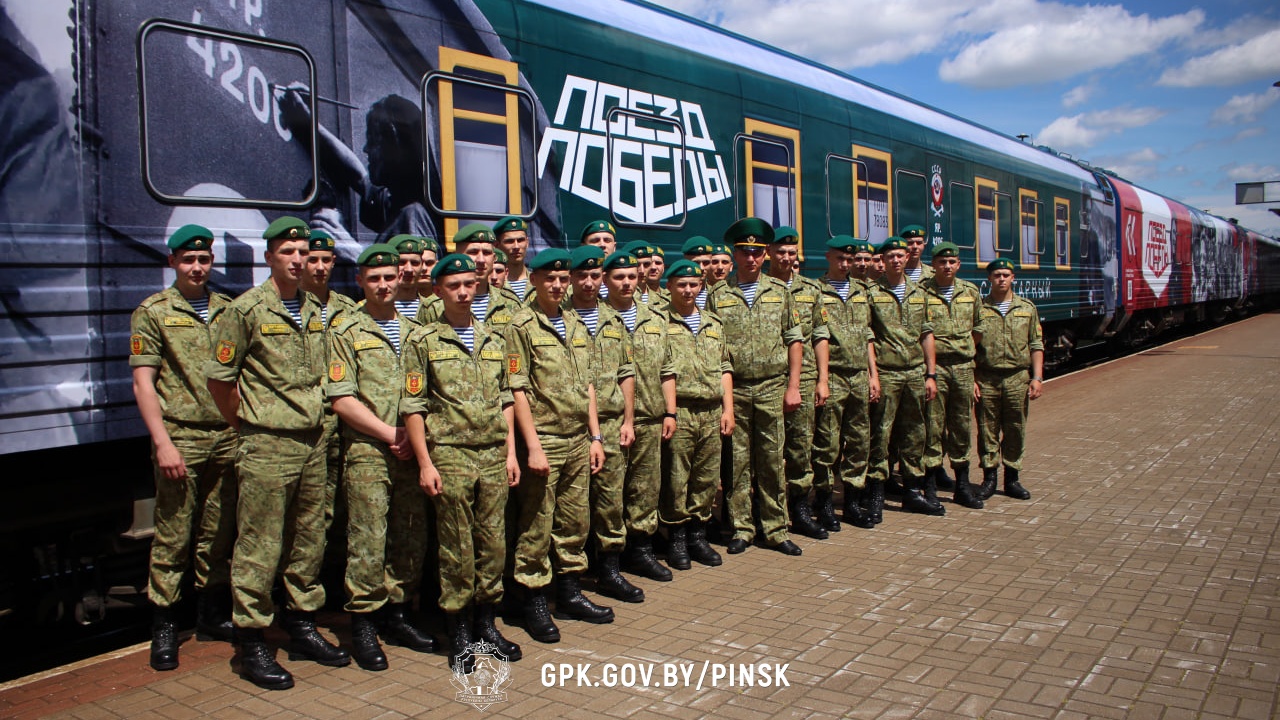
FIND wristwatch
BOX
[589,434,604,443]
[1030,376,1043,382]
[662,412,678,419]
[924,373,937,380]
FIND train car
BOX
[0,0,1274,671]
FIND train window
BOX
[425,48,537,245]
[851,145,893,245]
[1054,198,1071,269]
[736,120,802,243]
[605,107,688,230]
[895,170,928,235]
[137,19,318,209]
[1019,189,1042,268]
[949,182,975,248]
[975,177,999,264]
[996,192,1014,254]
[824,153,864,238]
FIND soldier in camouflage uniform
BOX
[811,237,881,530]
[707,243,734,287]
[417,237,439,298]
[866,237,941,521]
[580,220,618,299]
[974,258,1044,501]
[327,244,435,672]
[402,253,523,668]
[504,249,611,644]
[767,227,832,538]
[205,217,349,690]
[491,248,510,290]
[417,225,523,332]
[494,216,532,301]
[708,218,805,557]
[623,241,669,308]
[659,260,734,570]
[921,242,986,509]
[900,225,935,283]
[131,224,238,671]
[386,234,426,320]
[681,236,714,309]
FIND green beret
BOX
[570,245,605,270]
[724,217,774,247]
[603,251,638,271]
[622,240,654,258]
[263,216,309,241]
[420,237,440,255]
[773,226,800,244]
[308,229,336,252]
[356,243,400,267]
[493,248,508,264]
[454,223,496,246]
[580,220,616,243]
[711,243,732,257]
[681,236,713,257]
[168,224,214,252]
[663,259,704,280]
[932,242,960,259]
[529,248,572,272]
[493,216,528,235]
[900,224,926,239]
[878,236,909,254]
[825,235,859,253]
[651,245,665,257]
[432,253,477,281]
[389,234,424,255]
[986,258,1015,274]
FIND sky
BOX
[647,0,1280,236]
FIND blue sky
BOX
[649,0,1280,236]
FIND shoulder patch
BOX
[163,315,196,327]
[405,371,423,395]
[216,339,236,364]
[507,353,521,374]
[130,334,145,355]
[328,361,346,382]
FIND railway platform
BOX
[2,312,1278,720]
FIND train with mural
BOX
[1,0,1278,671]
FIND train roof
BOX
[532,0,1100,186]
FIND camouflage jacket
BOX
[569,300,635,421]
[662,308,732,403]
[322,290,359,329]
[325,308,418,441]
[976,294,1044,371]
[130,285,232,426]
[867,277,933,371]
[400,319,512,447]
[778,273,831,379]
[921,278,983,363]
[706,273,802,383]
[817,276,874,373]
[623,300,669,421]
[503,304,593,437]
[417,284,523,331]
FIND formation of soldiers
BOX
[131,215,1044,690]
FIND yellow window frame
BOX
[437,47,522,246]
[1054,197,1071,270]
[1019,188,1040,270]
[852,144,893,240]
[975,176,999,267]
[743,119,803,248]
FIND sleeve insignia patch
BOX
[216,339,236,364]
[328,362,346,382]
[130,334,144,355]
[507,353,521,374]
[405,371,423,395]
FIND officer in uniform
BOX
[974,258,1044,501]
[707,218,805,556]
[493,216,531,301]
[659,260,734,569]
[491,248,510,290]
[921,242,985,509]
[504,249,611,643]
[811,236,881,530]
[326,244,435,671]
[900,225,935,283]
[766,227,831,539]
[866,236,941,520]
[418,224,523,332]
[206,217,349,690]
[131,224,238,670]
[403,253,523,668]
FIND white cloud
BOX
[1158,28,1280,87]
[1220,163,1280,183]
[1210,90,1280,125]
[1062,82,1096,109]
[1092,148,1163,181]
[1037,107,1167,151]
[1231,127,1267,142]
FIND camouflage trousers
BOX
[513,433,589,589]
[148,423,238,607]
[432,443,508,612]
[869,367,927,485]
[728,375,789,546]
[812,369,871,492]
[343,439,426,613]
[659,402,722,527]
[623,419,663,536]
[231,424,327,629]
[976,368,1031,471]
[590,415,626,552]
[322,409,343,532]
[783,375,818,498]
[925,362,975,471]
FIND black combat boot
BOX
[380,602,437,652]
[350,612,388,671]
[864,479,885,525]
[150,606,179,671]
[923,469,947,516]
[521,586,560,643]
[283,610,351,666]
[474,603,522,662]
[815,489,841,532]
[446,609,475,673]
[553,574,614,624]
[977,467,999,501]
[1004,467,1031,500]
[935,467,955,491]
[596,552,645,603]
[666,525,691,570]
[236,627,294,690]
[687,524,723,567]
[196,586,235,643]
[952,466,984,509]
[622,533,672,581]
[902,475,946,516]
[842,483,875,529]
[789,492,827,539]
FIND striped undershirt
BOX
[828,279,850,301]
[618,304,638,333]
[695,288,707,309]
[453,326,474,354]
[738,281,758,307]
[906,267,923,282]
[375,318,401,354]
[681,310,701,336]
[281,297,302,327]
[548,314,566,340]
[891,282,907,303]
[187,295,210,323]
[508,277,528,299]
[575,306,599,336]
[471,293,490,323]
[996,299,1013,316]
[394,299,418,320]
[938,284,954,303]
